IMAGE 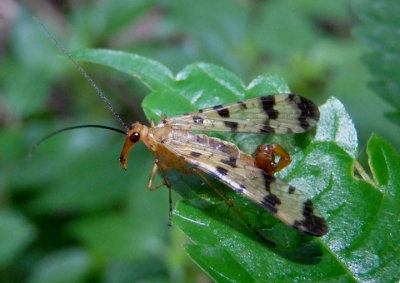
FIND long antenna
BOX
[29,124,126,159]
[35,17,128,130]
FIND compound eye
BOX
[129,132,140,143]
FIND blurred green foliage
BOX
[1,0,399,282]
[353,0,400,126]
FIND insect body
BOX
[120,94,328,237]
[36,20,327,244]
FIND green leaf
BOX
[28,248,92,283]
[144,62,246,123]
[143,62,246,122]
[184,244,254,283]
[355,135,400,281]
[174,201,348,282]
[367,134,400,188]
[142,90,196,122]
[246,73,290,99]
[175,62,246,107]
[353,0,400,119]
[72,49,175,92]
[314,97,358,158]
[72,50,400,281]
[0,210,36,268]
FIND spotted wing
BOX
[166,94,320,134]
[163,134,328,236]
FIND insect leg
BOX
[148,159,171,191]
[254,143,292,175]
[148,159,173,226]
[167,184,173,226]
[192,168,275,246]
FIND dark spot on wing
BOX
[190,151,202,158]
[209,138,234,155]
[259,125,275,133]
[213,105,230,117]
[216,166,228,176]
[289,94,320,130]
[261,193,281,214]
[261,96,278,120]
[224,121,238,132]
[221,156,237,168]
[261,171,275,192]
[293,200,328,236]
[193,116,204,124]
[299,117,310,130]
[238,100,247,109]
[288,186,295,194]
